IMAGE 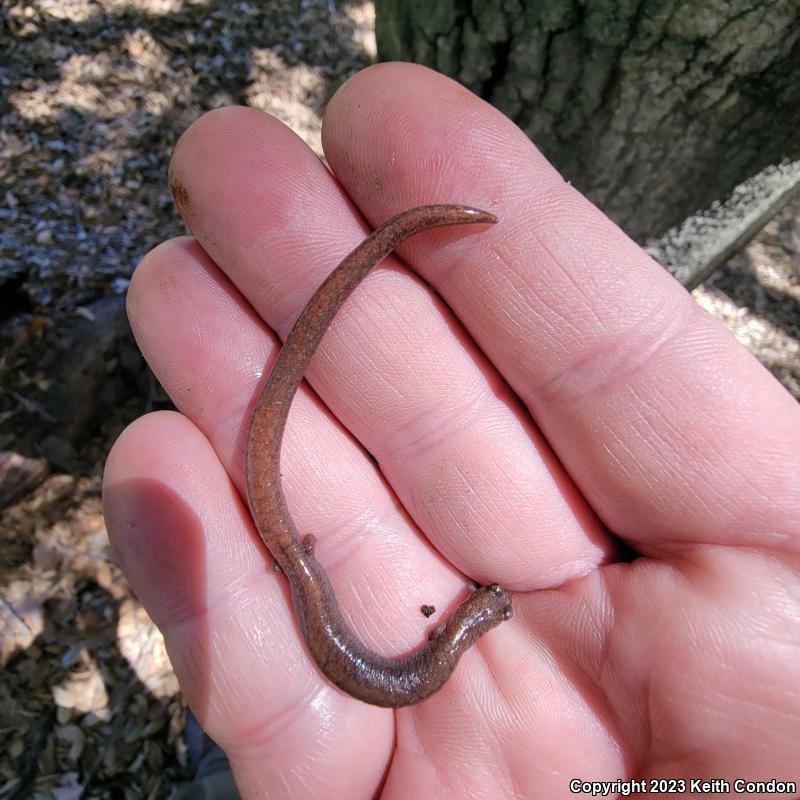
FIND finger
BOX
[102,411,394,797]
[128,237,489,644]
[165,106,610,586]
[104,402,624,795]
[322,62,800,552]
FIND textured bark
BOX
[376,0,800,242]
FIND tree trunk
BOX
[375,0,800,243]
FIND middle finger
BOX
[166,105,611,588]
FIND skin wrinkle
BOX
[309,506,393,576]
[377,288,474,380]
[290,437,454,599]
[199,601,300,692]
[451,456,529,550]
[537,294,696,408]
[582,591,642,760]
[259,229,345,333]
[477,692,518,798]
[480,265,532,341]
[483,235,584,347]
[598,437,632,485]
[437,91,499,169]
[260,203,371,321]
[219,418,253,492]
[345,73,542,216]
[202,633,267,725]
[345,567,401,651]
[458,262,578,391]
[431,418,564,571]
[165,620,214,701]
[645,385,732,490]
[568,410,724,545]
[423,174,564,287]
[379,376,492,464]
[726,441,798,519]
[695,679,785,731]
[534,642,626,778]
[206,563,281,632]
[595,421,667,503]
[523,210,610,333]
[140,551,211,629]
[434,501,481,560]
[574,596,607,671]
[227,682,330,756]
[372,359,418,406]
[316,271,491,447]
[620,388,695,487]
[423,485,484,563]
[484,481,579,569]
[343,558,467,654]
[317,320,407,403]
[482,662,517,734]
[621,384,746,525]
[344,333,406,402]
[480,449,538,522]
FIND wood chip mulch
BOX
[1,1,375,796]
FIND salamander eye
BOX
[502,606,513,620]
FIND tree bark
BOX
[376,0,800,242]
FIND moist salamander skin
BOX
[245,204,512,707]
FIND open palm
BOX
[103,63,800,798]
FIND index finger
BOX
[322,62,800,552]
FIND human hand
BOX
[103,63,800,798]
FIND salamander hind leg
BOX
[302,533,316,557]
